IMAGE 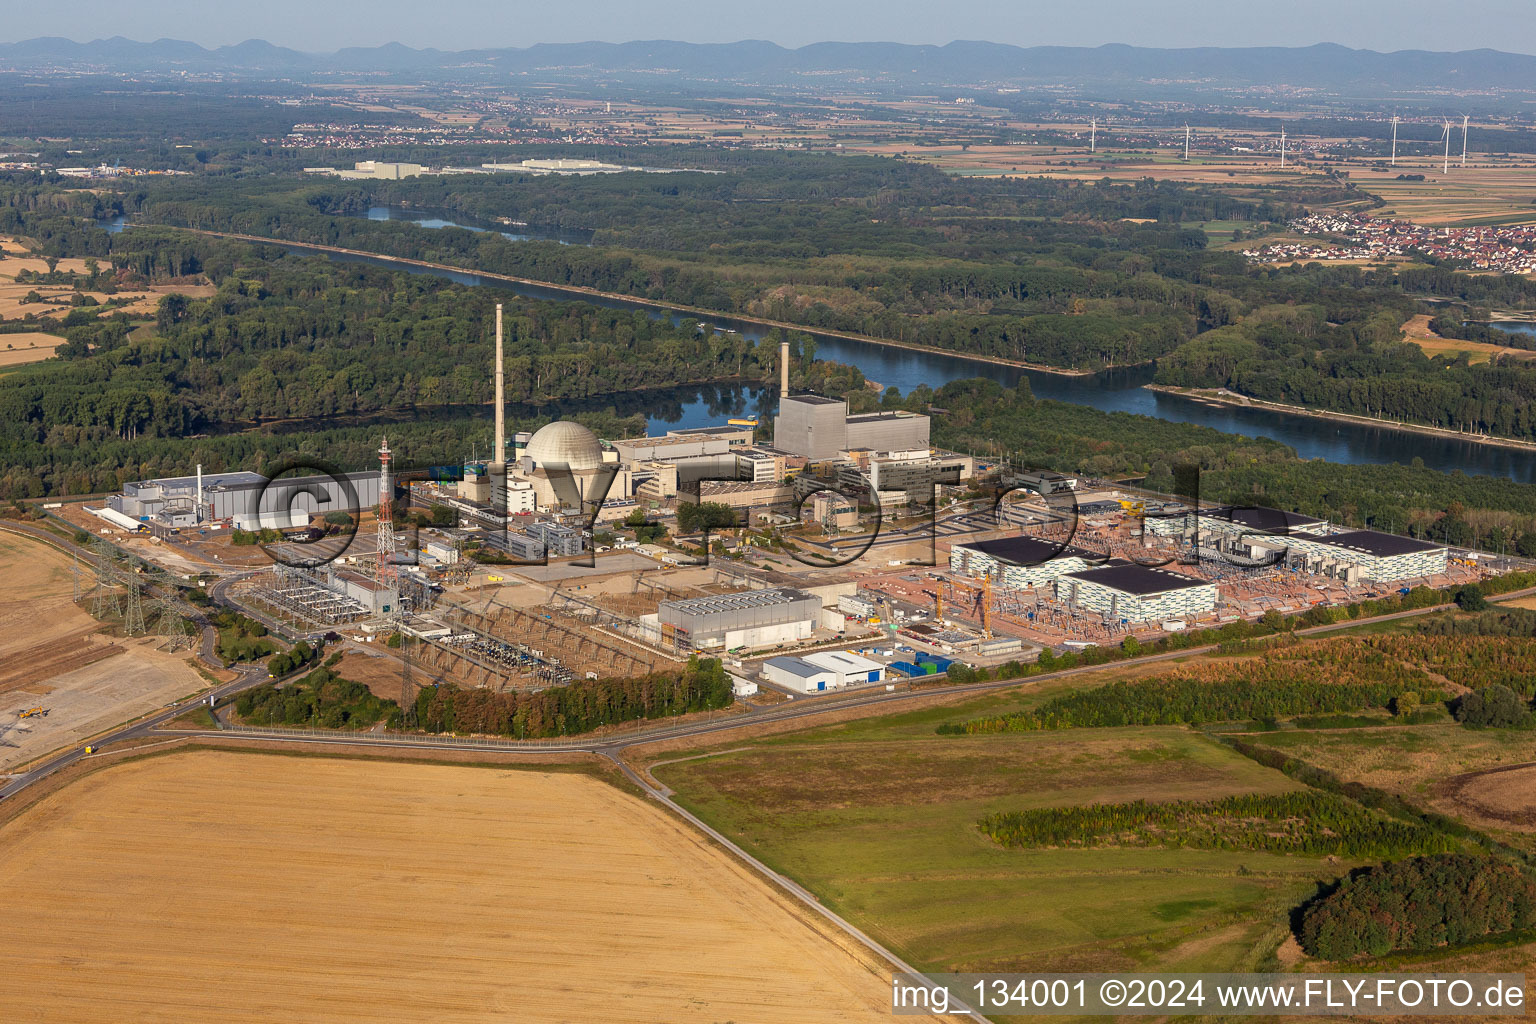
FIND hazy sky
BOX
[7,0,1536,54]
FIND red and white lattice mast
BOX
[376,436,396,587]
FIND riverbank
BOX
[1148,385,1536,454]
[184,228,1108,378]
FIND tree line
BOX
[979,791,1454,860]
[412,656,731,738]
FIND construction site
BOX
[858,494,1493,656]
[0,530,207,771]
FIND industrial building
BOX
[111,467,382,531]
[1146,504,1330,541]
[1056,564,1218,623]
[801,650,885,687]
[675,479,794,511]
[306,160,425,179]
[837,447,974,502]
[1270,530,1448,583]
[1010,470,1078,494]
[656,587,820,650]
[774,394,930,460]
[950,535,1105,588]
[762,655,840,693]
[513,420,630,512]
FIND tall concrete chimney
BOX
[493,303,505,465]
[196,463,203,521]
[779,339,790,399]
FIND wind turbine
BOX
[1461,114,1470,167]
[1390,114,1400,167]
[1441,119,1451,174]
[1280,125,1287,169]
[1183,124,1191,161]
[1090,117,1097,153]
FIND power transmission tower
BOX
[121,569,146,637]
[90,538,120,618]
[151,576,193,651]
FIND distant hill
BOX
[2,36,1535,98]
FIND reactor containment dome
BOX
[525,420,603,471]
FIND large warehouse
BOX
[949,535,1104,588]
[1272,529,1448,583]
[802,650,885,687]
[1055,564,1218,623]
[1145,504,1330,541]
[657,588,821,650]
[761,655,839,693]
[113,468,382,530]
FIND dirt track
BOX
[0,750,939,1022]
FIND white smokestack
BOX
[493,303,505,466]
[780,339,790,399]
[196,463,203,520]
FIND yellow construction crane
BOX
[981,577,994,639]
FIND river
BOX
[102,213,1536,482]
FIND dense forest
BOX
[115,163,1301,371]
[1300,854,1536,959]
[235,665,395,729]
[0,227,858,497]
[98,154,1536,436]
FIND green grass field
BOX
[653,705,1346,979]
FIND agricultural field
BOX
[0,750,933,1023]
[846,140,1536,228]
[1398,314,1536,365]
[650,700,1348,978]
[0,330,66,367]
[1237,724,1536,848]
[0,238,213,321]
[0,531,205,770]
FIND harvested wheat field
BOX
[1436,762,1536,831]
[0,751,936,1023]
[0,331,67,366]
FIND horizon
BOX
[6,34,1536,58]
[4,0,1536,56]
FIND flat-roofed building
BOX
[951,535,1105,588]
[1009,470,1078,494]
[845,409,930,452]
[762,655,840,693]
[677,479,794,511]
[774,395,850,460]
[1275,529,1448,583]
[609,433,731,464]
[635,460,680,500]
[658,587,820,650]
[1056,564,1218,622]
[668,424,756,447]
[527,521,584,557]
[809,492,857,531]
[735,447,785,484]
[801,650,885,687]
